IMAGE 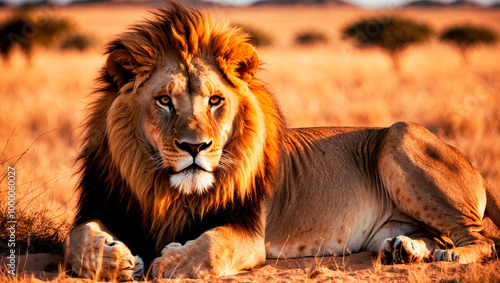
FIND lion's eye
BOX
[209,95,224,107]
[156,95,172,108]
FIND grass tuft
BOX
[0,207,67,256]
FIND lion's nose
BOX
[175,140,212,158]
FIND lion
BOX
[66,3,500,280]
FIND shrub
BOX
[342,16,432,71]
[295,29,328,46]
[440,24,497,65]
[233,23,273,47]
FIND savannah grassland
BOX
[1,3,500,282]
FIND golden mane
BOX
[75,2,285,251]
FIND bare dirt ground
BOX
[3,252,500,282]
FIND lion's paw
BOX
[381,236,431,264]
[152,241,221,279]
[68,222,144,281]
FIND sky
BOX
[206,0,498,8]
[3,0,499,8]
[347,0,497,8]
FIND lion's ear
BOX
[219,43,259,85]
[235,44,259,83]
[106,49,138,88]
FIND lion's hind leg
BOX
[379,232,491,264]
[378,122,496,264]
[382,228,495,264]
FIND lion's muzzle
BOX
[167,138,218,195]
[175,139,213,158]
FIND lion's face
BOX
[113,57,239,195]
[144,57,239,194]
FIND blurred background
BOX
[0,0,499,255]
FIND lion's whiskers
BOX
[218,150,237,172]
[150,153,167,172]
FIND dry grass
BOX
[0,3,499,282]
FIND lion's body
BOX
[67,3,500,280]
[266,127,392,257]
[265,124,498,260]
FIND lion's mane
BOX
[74,3,284,265]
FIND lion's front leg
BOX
[67,220,144,281]
[151,226,265,279]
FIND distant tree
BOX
[34,16,73,47]
[59,33,94,51]
[233,23,273,47]
[295,29,328,46]
[0,16,35,62]
[0,12,73,63]
[342,16,432,71]
[439,24,497,65]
